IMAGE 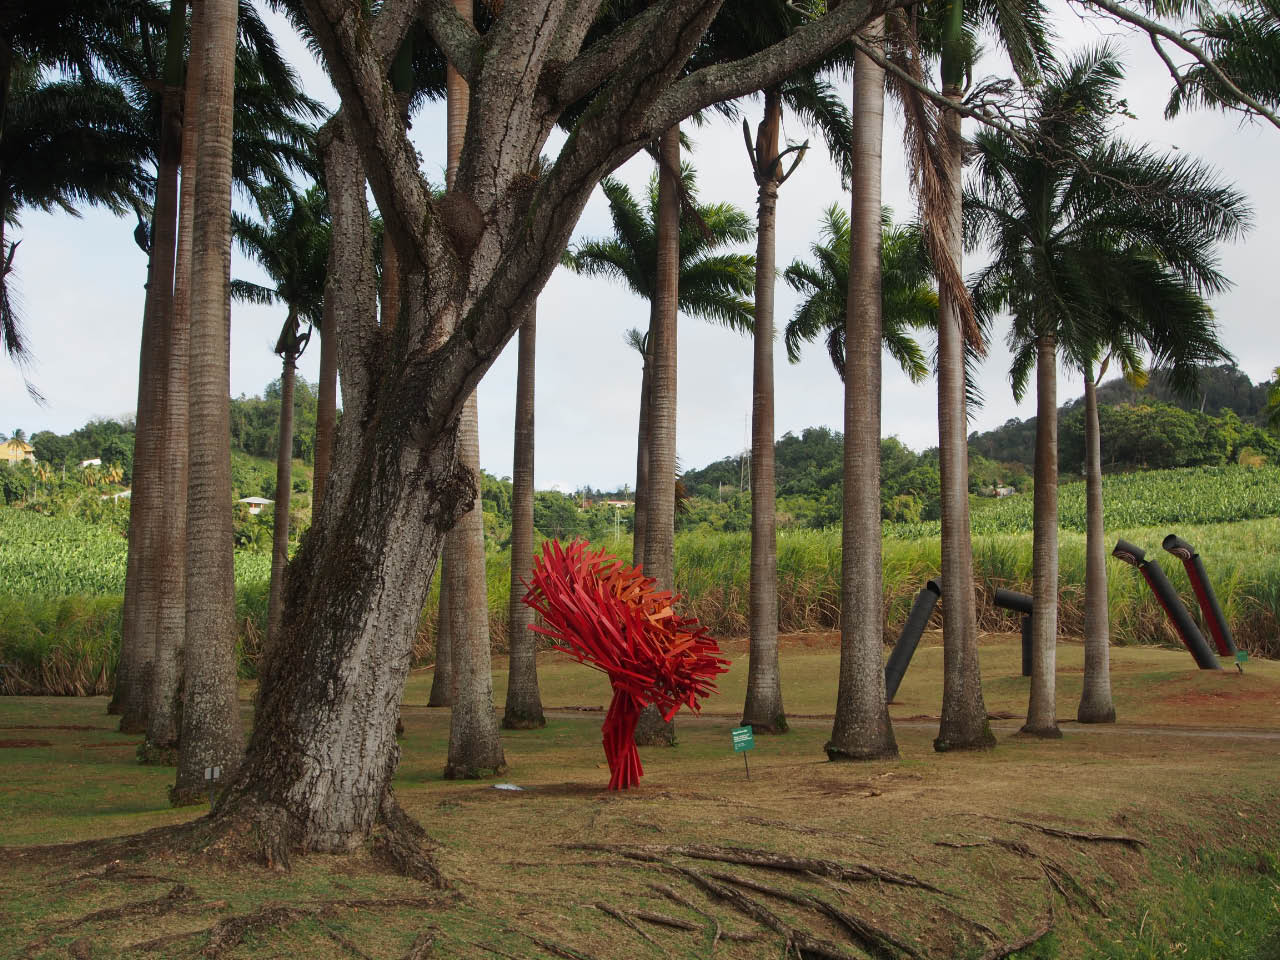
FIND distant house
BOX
[101,489,132,501]
[604,500,634,509]
[238,496,274,515]
[0,438,34,464]
[79,457,102,468]
[995,485,1016,498]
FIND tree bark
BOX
[933,85,994,753]
[427,570,454,706]
[142,0,198,759]
[443,0,504,775]
[116,0,189,733]
[267,317,299,650]
[1078,372,1115,723]
[741,89,785,735]
[636,124,681,748]
[502,306,544,729]
[173,0,245,804]
[1023,333,1062,737]
[827,27,897,760]
[312,296,337,517]
[632,339,651,568]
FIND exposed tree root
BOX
[707,870,922,959]
[56,883,194,932]
[983,817,1147,849]
[568,842,945,894]
[621,907,699,932]
[372,793,449,888]
[594,901,662,948]
[523,932,605,960]
[645,881,762,945]
[401,930,436,959]
[675,864,859,960]
[57,861,183,886]
[976,909,1054,960]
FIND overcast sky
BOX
[3,2,1275,491]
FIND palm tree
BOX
[231,183,327,652]
[564,167,756,539]
[172,0,245,805]
[443,0,505,780]
[565,162,753,747]
[966,45,1251,737]
[1163,0,1280,123]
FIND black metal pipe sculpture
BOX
[884,578,941,702]
[993,588,1034,677]
[1162,534,1237,657]
[1113,539,1221,670]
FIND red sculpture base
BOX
[603,689,644,790]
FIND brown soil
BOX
[0,738,51,748]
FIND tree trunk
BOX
[444,393,507,777]
[1078,372,1115,723]
[503,306,544,729]
[636,124,681,748]
[741,88,785,735]
[933,83,994,753]
[442,0,504,774]
[632,339,651,568]
[427,569,454,706]
[827,26,897,760]
[312,296,337,517]
[143,0,203,762]
[172,0,244,804]
[1023,333,1062,738]
[115,0,188,732]
[267,319,298,650]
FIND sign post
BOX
[730,725,755,780]
[1236,649,1249,674]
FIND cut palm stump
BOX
[523,539,728,789]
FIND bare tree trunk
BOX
[933,87,994,753]
[827,27,897,760]
[312,296,337,516]
[632,338,651,568]
[503,306,544,729]
[116,0,189,732]
[172,0,245,804]
[444,392,507,777]
[267,319,298,650]
[1023,333,1062,738]
[143,0,203,762]
[427,569,454,706]
[742,89,785,735]
[443,0,504,774]
[636,124,681,748]
[1078,372,1115,723]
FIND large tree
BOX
[204,0,926,860]
[967,45,1249,737]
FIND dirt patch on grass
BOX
[0,738,51,748]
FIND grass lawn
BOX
[1,637,1278,959]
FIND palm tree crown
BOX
[965,45,1251,393]
[563,165,756,331]
[783,204,934,382]
[231,183,329,327]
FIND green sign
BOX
[731,726,755,752]
[1236,650,1250,663]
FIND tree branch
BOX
[850,33,1030,148]
[554,1,671,107]
[1078,0,1280,130]
[420,0,483,83]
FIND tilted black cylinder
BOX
[1112,539,1147,567]
[993,588,1033,616]
[1140,558,1222,670]
[884,580,942,702]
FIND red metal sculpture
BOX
[522,539,729,789]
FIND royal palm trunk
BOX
[144,0,204,759]
[312,297,337,516]
[827,23,897,760]
[502,306,545,729]
[636,124,681,747]
[116,0,189,733]
[172,0,244,804]
[741,89,785,735]
[632,342,651,568]
[1078,372,1116,723]
[442,0,504,774]
[267,317,298,649]
[933,75,994,752]
[1023,332,1062,737]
